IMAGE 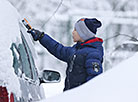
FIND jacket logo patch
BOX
[92,62,100,72]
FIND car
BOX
[0,0,61,102]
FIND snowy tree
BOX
[103,0,138,70]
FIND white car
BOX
[0,0,60,102]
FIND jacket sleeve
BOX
[39,34,73,62]
[85,51,103,81]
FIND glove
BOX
[27,28,45,41]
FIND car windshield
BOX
[21,31,38,80]
[10,29,38,81]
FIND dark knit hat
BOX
[75,18,102,40]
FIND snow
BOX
[37,52,138,102]
[0,0,21,97]
[1,0,138,101]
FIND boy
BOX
[27,18,104,91]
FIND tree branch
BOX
[41,0,64,29]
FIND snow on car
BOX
[0,0,60,102]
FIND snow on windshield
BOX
[0,0,21,97]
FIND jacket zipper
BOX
[69,54,76,72]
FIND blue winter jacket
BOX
[39,34,104,91]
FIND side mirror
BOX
[39,70,61,84]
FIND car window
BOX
[21,31,38,81]
[19,42,33,79]
[10,42,33,79]
[10,31,38,81]
[10,43,21,75]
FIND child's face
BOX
[72,28,84,42]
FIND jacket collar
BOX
[81,37,103,46]
[75,37,103,49]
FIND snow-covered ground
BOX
[37,52,138,102]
